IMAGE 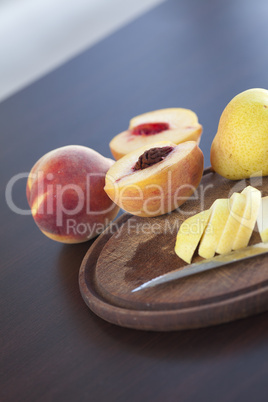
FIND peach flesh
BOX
[131,122,170,136]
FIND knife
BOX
[131,242,268,292]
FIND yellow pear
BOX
[210,88,268,180]
[175,209,211,264]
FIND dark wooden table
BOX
[1,0,268,401]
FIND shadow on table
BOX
[92,310,268,360]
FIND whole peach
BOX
[26,145,120,243]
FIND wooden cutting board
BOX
[79,169,268,331]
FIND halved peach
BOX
[104,140,204,217]
[109,108,203,160]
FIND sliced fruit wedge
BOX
[104,140,204,217]
[198,198,230,259]
[232,185,261,250]
[175,209,211,264]
[216,192,247,255]
[257,196,268,242]
[110,108,202,160]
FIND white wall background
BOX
[0,0,165,102]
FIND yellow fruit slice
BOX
[198,198,230,259]
[232,185,261,250]
[216,192,247,255]
[257,196,268,242]
[175,209,211,264]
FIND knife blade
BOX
[131,242,268,292]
